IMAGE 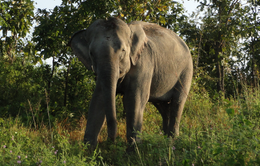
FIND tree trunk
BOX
[215,1,225,94]
[64,58,71,107]
[46,57,55,102]
[215,42,225,93]
[195,31,202,74]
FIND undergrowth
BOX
[1,87,260,165]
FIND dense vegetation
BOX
[0,0,259,165]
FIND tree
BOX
[0,0,35,63]
[240,0,260,87]
[0,0,42,118]
[197,0,247,95]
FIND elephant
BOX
[68,17,193,147]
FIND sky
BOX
[34,0,200,16]
[34,0,61,10]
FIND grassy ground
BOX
[1,87,260,165]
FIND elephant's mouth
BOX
[119,67,126,78]
[117,75,125,88]
[119,71,125,79]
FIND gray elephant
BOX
[68,17,193,147]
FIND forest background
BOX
[0,0,260,165]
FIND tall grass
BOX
[0,87,260,165]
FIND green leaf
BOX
[226,108,235,117]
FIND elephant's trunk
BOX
[84,57,118,146]
[97,66,118,142]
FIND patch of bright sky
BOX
[34,0,61,11]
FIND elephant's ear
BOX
[68,30,92,70]
[128,23,147,66]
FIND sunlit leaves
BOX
[111,0,181,26]
[0,0,34,62]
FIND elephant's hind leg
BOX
[168,99,186,137]
[152,102,170,134]
[168,73,192,137]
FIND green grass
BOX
[1,87,260,165]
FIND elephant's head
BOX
[68,18,147,76]
[68,17,147,146]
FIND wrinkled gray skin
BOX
[68,17,193,147]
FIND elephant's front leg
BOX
[84,90,106,147]
[123,80,151,145]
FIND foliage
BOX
[0,117,102,165]
[0,56,95,126]
[190,0,249,95]
[239,0,260,87]
[0,0,35,63]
